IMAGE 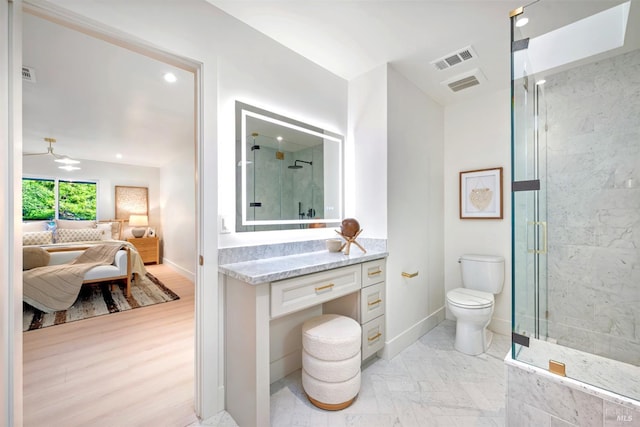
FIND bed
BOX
[22,219,147,312]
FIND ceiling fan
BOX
[23,137,81,170]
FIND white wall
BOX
[385,66,445,357]
[159,143,196,279]
[216,19,348,248]
[23,156,160,231]
[347,65,388,238]
[443,88,512,335]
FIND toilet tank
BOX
[460,254,505,294]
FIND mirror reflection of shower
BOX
[288,159,312,169]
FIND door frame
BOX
[3,0,219,422]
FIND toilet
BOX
[446,254,505,355]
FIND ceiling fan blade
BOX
[22,152,49,156]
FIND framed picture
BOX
[148,227,156,237]
[459,167,503,219]
[115,186,148,220]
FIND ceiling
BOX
[22,1,637,168]
[22,12,195,168]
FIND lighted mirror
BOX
[236,102,343,232]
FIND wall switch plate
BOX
[219,215,231,234]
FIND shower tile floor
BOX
[199,320,511,427]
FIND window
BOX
[22,177,97,221]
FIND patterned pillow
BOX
[56,228,103,243]
[96,223,113,240]
[23,231,53,246]
[23,221,49,232]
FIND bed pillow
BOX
[56,228,103,243]
[56,219,97,229]
[23,231,54,246]
[96,222,113,240]
[23,221,49,232]
[23,247,51,270]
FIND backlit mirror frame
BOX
[236,101,344,231]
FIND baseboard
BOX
[270,350,302,383]
[161,258,195,282]
[380,307,446,360]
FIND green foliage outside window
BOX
[59,181,97,220]
[22,179,55,220]
[22,178,97,221]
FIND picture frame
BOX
[459,167,503,219]
[115,186,148,220]
[148,227,156,237]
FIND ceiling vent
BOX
[441,68,486,93]
[22,66,36,83]
[431,46,477,71]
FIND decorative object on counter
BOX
[325,238,342,252]
[301,314,362,410]
[459,167,503,219]
[129,214,149,238]
[335,218,366,255]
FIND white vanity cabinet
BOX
[359,259,386,360]
[222,254,386,427]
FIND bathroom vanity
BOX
[219,243,387,427]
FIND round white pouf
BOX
[301,314,362,410]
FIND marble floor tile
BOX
[200,320,511,427]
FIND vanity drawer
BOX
[362,315,385,360]
[271,265,361,319]
[360,281,385,324]
[362,259,385,287]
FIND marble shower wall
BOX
[544,48,640,365]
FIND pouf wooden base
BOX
[307,395,356,411]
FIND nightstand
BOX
[127,236,160,264]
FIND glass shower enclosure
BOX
[510,0,639,400]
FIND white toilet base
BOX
[453,320,493,356]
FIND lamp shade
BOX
[129,214,149,227]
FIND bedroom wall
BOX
[159,143,196,279]
[22,156,161,234]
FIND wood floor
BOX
[22,264,198,427]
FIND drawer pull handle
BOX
[367,298,382,306]
[368,332,382,342]
[315,283,335,292]
[368,269,382,276]
[402,271,419,278]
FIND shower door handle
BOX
[527,221,547,254]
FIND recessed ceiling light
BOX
[163,72,177,83]
[276,136,283,142]
[516,16,529,27]
[116,153,123,159]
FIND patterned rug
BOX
[23,272,180,331]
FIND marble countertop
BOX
[219,248,388,285]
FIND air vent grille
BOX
[448,76,480,92]
[431,46,477,71]
[22,66,36,82]
[441,68,486,93]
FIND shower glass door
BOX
[510,5,549,356]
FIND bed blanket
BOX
[23,243,126,313]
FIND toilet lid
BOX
[447,288,493,309]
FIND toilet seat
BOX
[447,288,493,309]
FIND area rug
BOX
[23,272,180,331]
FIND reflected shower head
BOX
[288,159,312,170]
